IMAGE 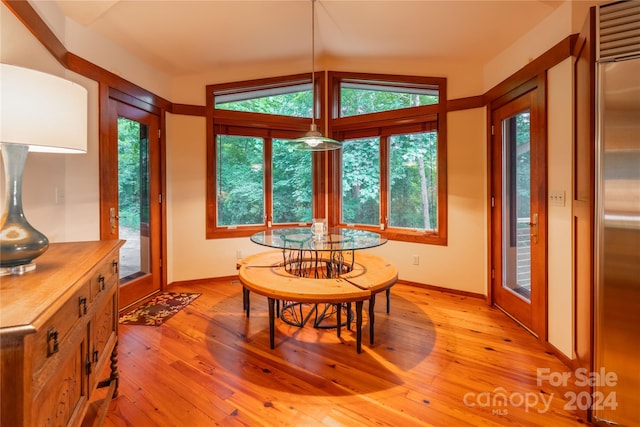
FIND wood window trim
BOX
[332,122,448,246]
[206,74,327,239]
[329,71,445,118]
[328,72,448,245]
[207,126,318,239]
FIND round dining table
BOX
[250,227,388,279]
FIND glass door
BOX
[117,117,151,281]
[502,109,533,302]
[491,89,546,336]
[101,98,162,309]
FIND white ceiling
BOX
[53,0,565,77]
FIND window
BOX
[331,72,447,245]
[341,137,380,225]
[215,81,312,117]
[389,130,438,230]
[216,134,265,226]
[215,132,313,230]
[339,79,439,117]
[206,72,446,244]
[206,74,321,238]
[272,138,312,223]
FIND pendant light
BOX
[293,0,342,151]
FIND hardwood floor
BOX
[100,279,589,426]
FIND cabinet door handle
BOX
[112,260,119,274]
[86,353,92,375]
[79,296,88,315]
[98,274,105,291]
[47,328,59,356]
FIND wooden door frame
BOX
[571,7,596,422]
[488,75,548,343]
[99,87,167,309]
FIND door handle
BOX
[110,207,119,234]
[528,213,538,244]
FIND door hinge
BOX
[491,124,495,135]
[491,268,495,279]
[158,129,161,139]
[159,193,162,203]
[491,196,495,208]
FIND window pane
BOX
[216,134,264,226]
[341,137,380,225]
[272,138,312,223]
[117,117,150,280]
[389,131,438,230]
[502,111,531,301]
[215,86,312,118]
[340,85,438,117]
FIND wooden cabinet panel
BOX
[32,334,87,427]
[89,287,118,391]
[0,240,124,427]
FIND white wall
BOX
[483,1,573,92]
[28,0,173,101]
[547,58,574,357]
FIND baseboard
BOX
[397,279,486,299]
[168,275,238,288]
[544,341,574,370]
[169,275,487,300]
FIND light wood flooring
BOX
[99,279,589,426]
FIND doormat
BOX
[119,292,201,326]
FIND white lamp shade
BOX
[0,63,87,153]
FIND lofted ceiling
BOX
[51,0,565,77]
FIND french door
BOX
[491,88,546,337]
[101,97,162,309]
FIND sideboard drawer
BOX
[32,280,91,376]
[91,255,118,300]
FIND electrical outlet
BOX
[236,250,243,259]
[412,255,419,265]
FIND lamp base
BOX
[1,143,50,274]
[0,262,36,277]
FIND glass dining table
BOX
[250,227,388,279]
[249,227,388,328]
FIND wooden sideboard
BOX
[1,240,124,427]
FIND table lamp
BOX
[0,63,87,276]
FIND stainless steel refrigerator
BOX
[594,1,640,425]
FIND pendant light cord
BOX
[311,0,316,127]
[293,0,340,150]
